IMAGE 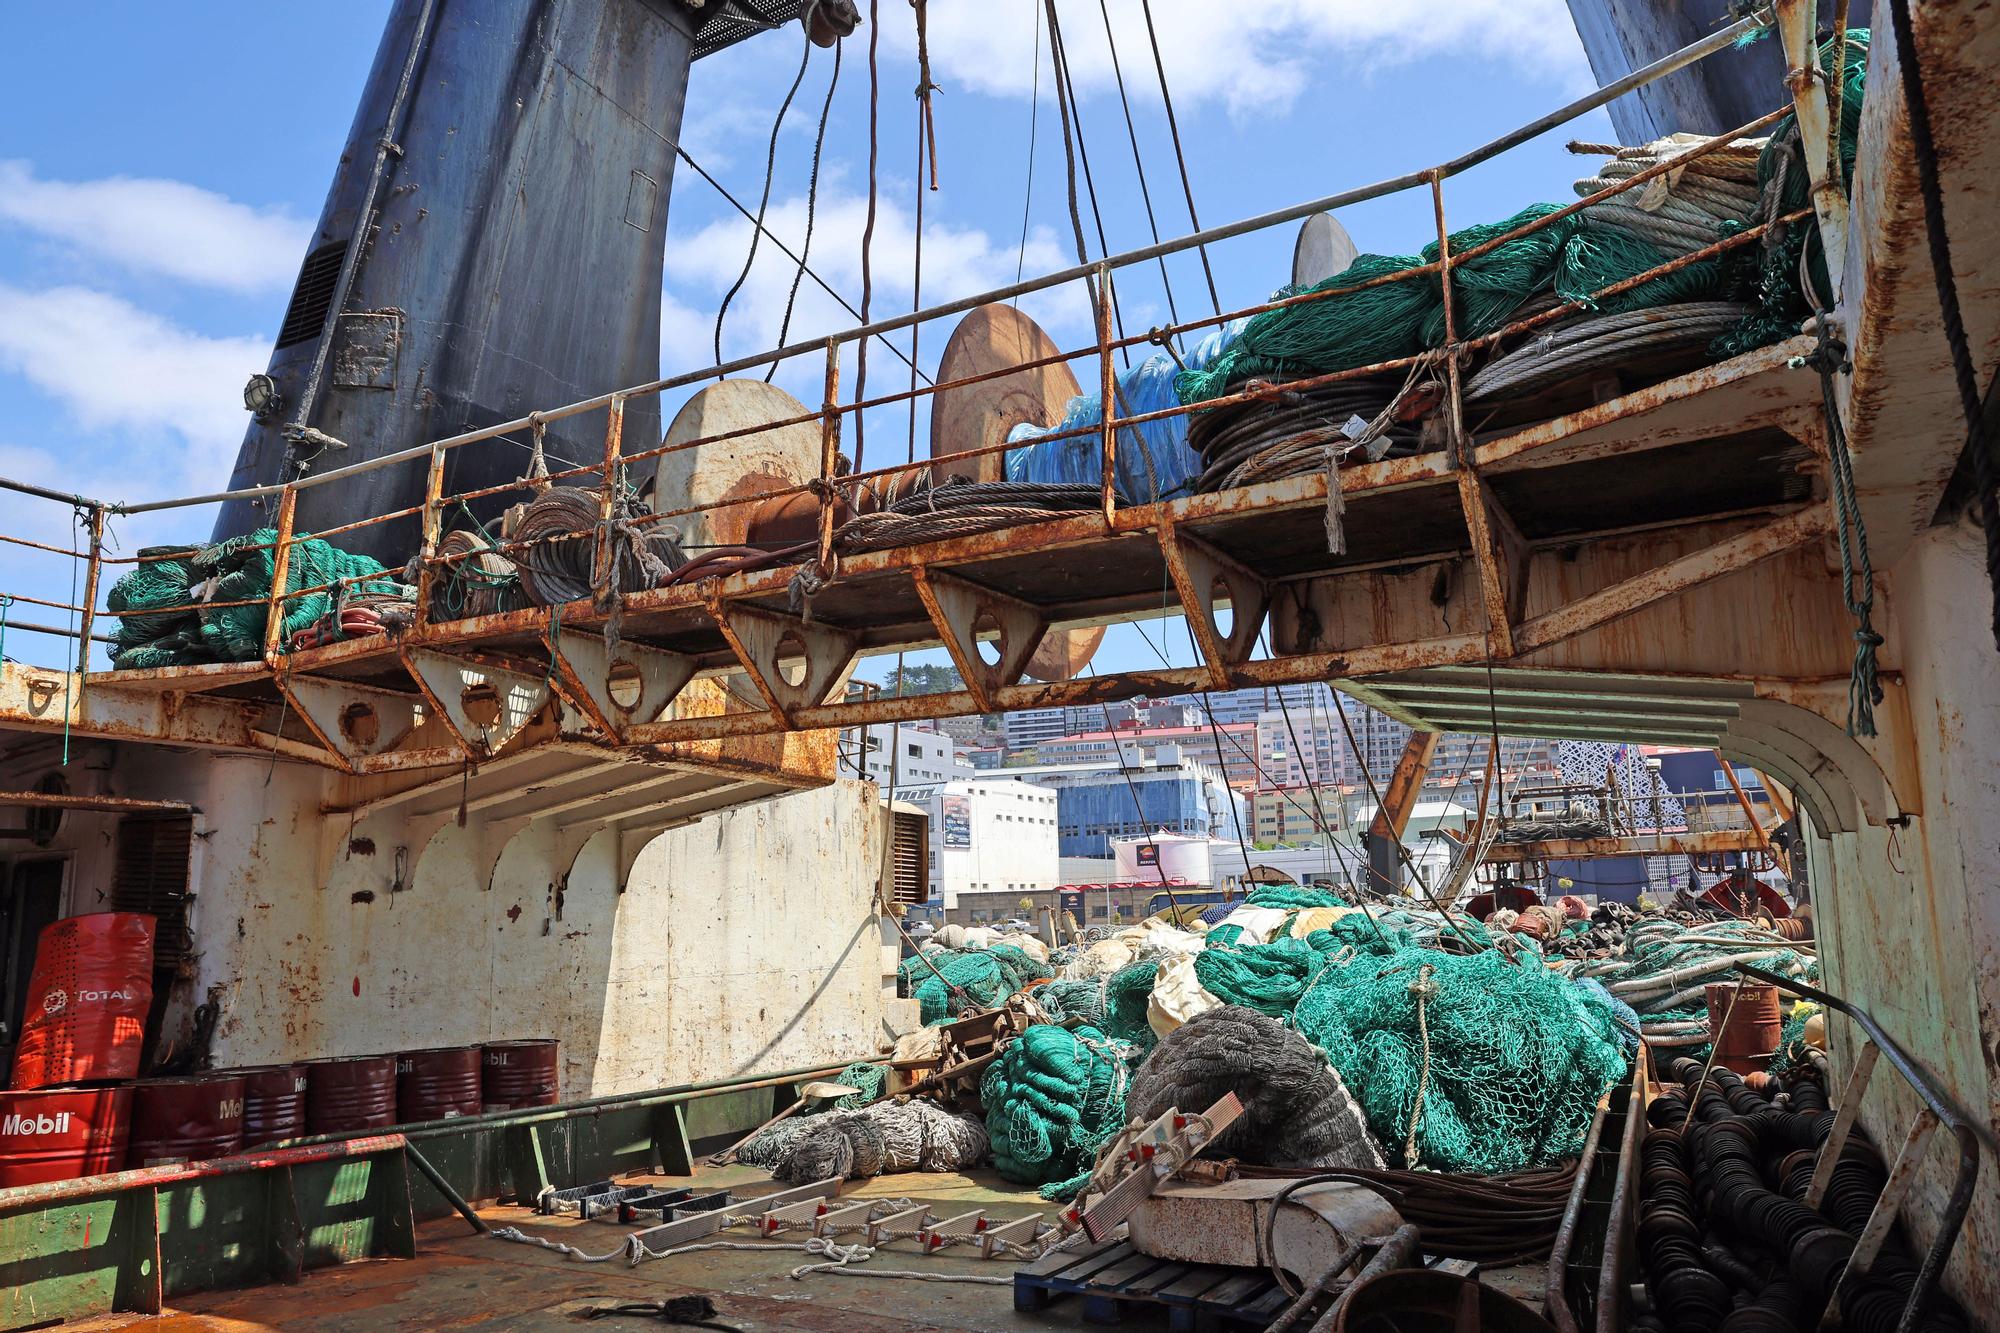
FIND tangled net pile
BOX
[107,530,410,668]
[770,1098,990,1185]
[981,1023,1135,1201]
[1126,1007,1383,1169]
[1290,945,1629,1173]
[1173,199,1737,408]
[1565,916,1814,1055]
[898,943,1050,1026]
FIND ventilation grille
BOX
[112,814,195,970]
[275,241,348,349]
[888,808,928,906]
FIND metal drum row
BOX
[0,1038,557,1187]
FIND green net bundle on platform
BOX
[105,529,414,669]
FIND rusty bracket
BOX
[548,628,696,741]
[1157,523,1270,689]
[701,592,859,724]
[276,674,423,769]
[910,566,1049,712]
[1454,467,1528,659]
[404,648,553,759]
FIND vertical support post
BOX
[653,1101,695,1177]
[1775,0,1848,300]
[1096,262,1117,526]
[1806,1037,1880,1208]
[415,442,448,629]
[1367,729,1441,895]
[594,394,627,603]
[136,1183,164,1314]
[815,336,843,577]
[263,486,298,664]
[1429,170,1466,468]
[502,1122,553,1205]
[74,504,104,679]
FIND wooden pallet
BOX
[1014,1239,1292,1330]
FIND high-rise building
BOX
[845,723,969,788]
[982,755,1245,858]
[1027,726,1259,788]
[1003,707,1071,752]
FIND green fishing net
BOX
[1291,946,1627,1173]
[982,1023,1135,1200]
[902,944,1050,1026]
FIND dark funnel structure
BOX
[215,0,797,562]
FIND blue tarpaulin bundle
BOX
[1005,319,1248,502]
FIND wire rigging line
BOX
[768,36,846,380]
[911,0,941,190]
[1137,0,1221,317]
[1041,0,1134,369]
[1014,2,1043,293]
[1093,0,1182,335]
[713,34,814,368]
[674,147,927,386]
[907,46,928,465]
[854,0,883,473]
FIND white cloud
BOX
[878,0,1592,118]
[0,283,264,498]
[0,160,309,293]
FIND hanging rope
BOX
[911,0,940,190]
[1043,0,1132,368]
[769,37,845,377]
[853,0,881,473]
[1013,1,1042,292]
[1802,323,1882,736]
[713,33,813,366]
[1138,0,1220,317]
[1885,0,2000,650]
[1094,0,1181,335]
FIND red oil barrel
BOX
[126,1073,246,1167]
[9,912,155,1090]
[304,1055,398,1134]
[395,1046,482,1122]
[481,1040,559,1110]
[238,1064,308,1147]
[0,1085,131,1187]
[1705,981,1784,1075]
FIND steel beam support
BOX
[910,567,1048,712]
[701,591,859,724]
[1512,506,1832,656]
[549,627,696,741]
[277,675,423,766]
[1157,522,1270,688]
[1454,467,1529,658]
[405,649,552,758]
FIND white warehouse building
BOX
[898,778,1061,917]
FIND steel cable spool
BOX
[929,303,1103,680]
[1463,302,1754,406]
[511,487,684,607]
[1187,374,1426,493]
[428,529,522,619]
[832,477,1099,554]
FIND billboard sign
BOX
[940,794,972,849]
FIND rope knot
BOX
[1406,965,1440,1002]
[1853,626,1883,649]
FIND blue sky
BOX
[0,1,1617,672]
